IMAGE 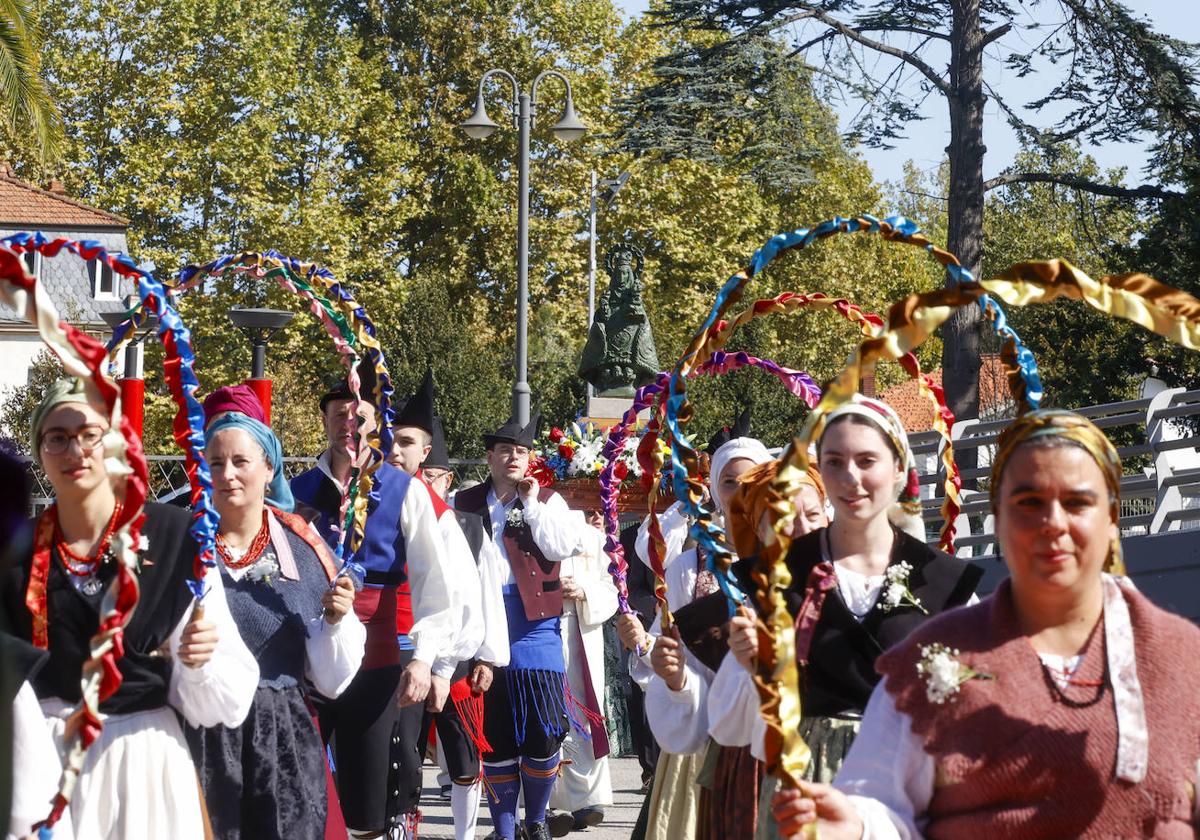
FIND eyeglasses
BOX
[40,426,106,455]
[424,469,453,483]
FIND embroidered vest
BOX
[876,580,1200,839]
[454,480,564,621]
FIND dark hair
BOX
[817,413,902,462]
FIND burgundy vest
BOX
[876,579,1200,839]
[453,480,564,621]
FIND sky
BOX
[614,0,1199,189]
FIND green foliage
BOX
[0,347,61,448]
[0,0,61,162]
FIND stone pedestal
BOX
[585,394,648,429]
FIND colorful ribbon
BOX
[0,241,148,837]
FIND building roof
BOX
[0,164,128,228]
[880,354,1013,432]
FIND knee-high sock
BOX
[520,753,561,828]
[482,761,520,840]
[451,778,482,840]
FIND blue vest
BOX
[290,459,410,588]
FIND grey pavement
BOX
[416,755,646,839]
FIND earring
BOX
[1103,535,1125,577]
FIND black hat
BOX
[705,405,752,456]
[423,416,452,471]
[319,357,379,413]
[393,369,435,434]
[482,411,542,449]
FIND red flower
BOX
[528,456,556,487]
[549,426,565,443]
[614,461,629,481]
[904,467,920,500]
[558,443,575,460]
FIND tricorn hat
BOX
[705,405,752,456]
[393,369,436,434]
[482,411,542,450]
[423,415,452,471]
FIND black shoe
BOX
[546,810,574,837]
[440,783,452,800]
[572,807,604,830]
[525,822,552,840]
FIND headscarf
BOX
[727,459,826,558]
[29,377,120,468]
[991,409,1123,574]
[818,394,924,540]
[708,436,774,514]
[202,384,266,426]
[205,411,295,512]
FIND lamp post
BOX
[460,68,587,426]
[586,170,630,402]
[227,307,294,422]
[101,300,158,439]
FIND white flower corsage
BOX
[879,561,927,614]
[245,552,281,588]
[916,643,993,704]
[506,507,525,528]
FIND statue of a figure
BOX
[578,243,660,396]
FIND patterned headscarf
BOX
[818,394,924,539]
[991,409,1123,574]
[727,459,825,558]
[29,377,121,469]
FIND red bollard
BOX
[245,378,273,424]
[119,377,145,439]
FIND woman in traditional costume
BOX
[186,404,365,840]
[772,409,1200,839]
[621,431,774,840]
[709,395,981,839]
[0,378,258,839]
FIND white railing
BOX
[915,387,1200,561]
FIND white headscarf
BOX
[709,437,774,513]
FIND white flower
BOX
[137,534,149,552]
[916,643,992,704]
[568,440,602,477]
[884,583,905,608]
[878,562,926,614]
[506,507,525,528]
[886,561,913,584]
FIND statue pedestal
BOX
[585,394,648,429]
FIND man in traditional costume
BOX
[546,513,618,834]
[453,413,584,840]
[290,375,456,839]
[387,373,510,840]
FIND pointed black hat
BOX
[393,369,436,434]
[319,357,379,412]
[423,415,452,470]
[705,405,752,456]
[482,410,542,449]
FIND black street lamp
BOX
[460,68,588,425]
[227,307,294,380]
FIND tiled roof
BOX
[0,227,131,326]
[880,354,1013,431]
[0,165,127,227]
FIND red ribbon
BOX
[793,561,838,667]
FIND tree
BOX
[630,0,1200,425]
[0,0,60,162]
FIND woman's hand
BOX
[177,606,218,669]
[772,784,863,840]
[728,607,759,673]
[650,627,686,692]
[322,575,356,624]
[617,612,649,653]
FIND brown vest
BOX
[876,579,1200,839]
[453,480,564,621]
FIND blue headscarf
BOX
[206,412,295,512]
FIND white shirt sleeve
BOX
[304,605,366,699]
[706,652,762,749]
[475,535,511,667]
[835,681,934,840]
[521,491,585,561]
[401,484,457,665]
[167,562,260,728]
[8,681,74,840]
[635,501,689,571]
[645,649,713,755]
[432,512,484,680]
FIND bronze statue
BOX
[578,243,660,396]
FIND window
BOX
[21,250,40,280]
[88,259,118,300]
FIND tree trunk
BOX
[943,0,985,437]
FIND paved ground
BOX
[416,755,645,839]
